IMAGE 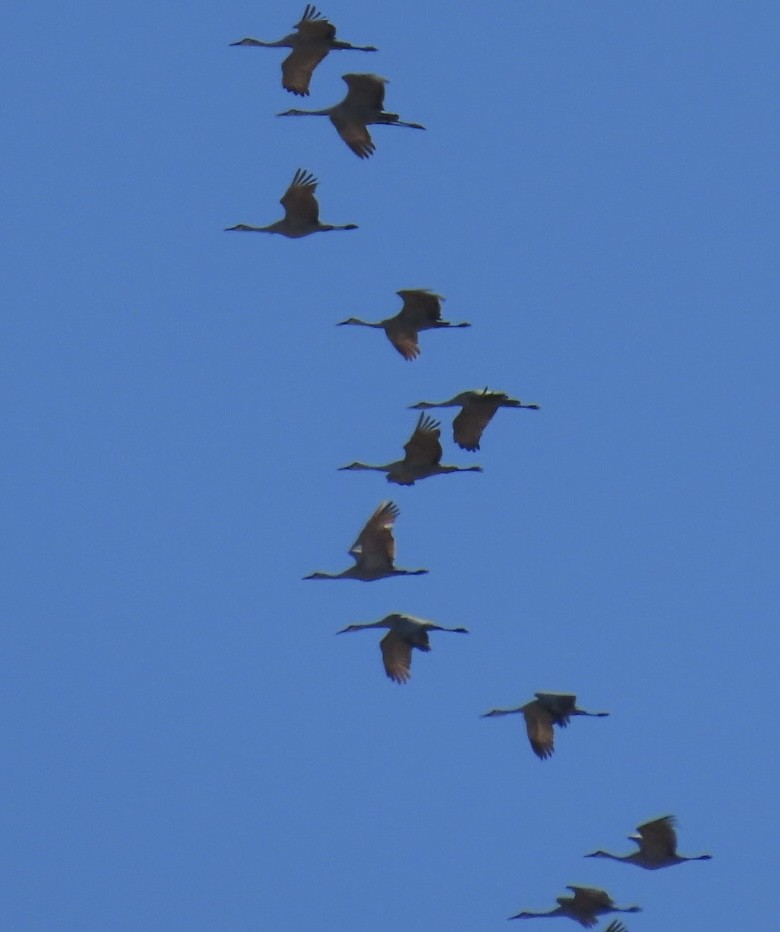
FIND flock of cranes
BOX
[228,6,712,926]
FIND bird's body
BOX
[482,693,609,760]
[585,815,712,870]
[339,413,483,486]
[338,289,470,360]
[278,73,425,159]
[225,169,356,239]
[409,387,540,451]
[338,613,468,684]
[230,5,377,96]
[304,501,427,581]
[510,885,641,928]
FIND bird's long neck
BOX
[392,568,428,576]
[439,465,482,474]
[277,107,331,117]
[305,570,349,580]
[586,850,630,863]
[339,318,383,328]
[339,462,388,473]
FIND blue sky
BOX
[3,1,778,929]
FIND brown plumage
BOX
[481,693,609,760]
[224,169,357,238]
[337,613,468,684]
[339,413,483,486]
[337,289,470,360]
[509,885,641,927]
[585,815,712,870]
[230,5,377,97]
[277,73,425,159]
[304,501,428,581]
[409,388,540,451]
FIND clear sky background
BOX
[3,2,778,929]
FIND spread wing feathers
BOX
[397,289,444,325]
[280,169,320,223]
[452,400,499,451]
[296,5,334,37]
[349,500,399,571]
[635,815,677,858]
[380,631,413,683]
[403,414,443,467]
[523,703,556,760]
[332,116,375,159]
[604,923,628,932]
[282,48,329,96]
[279,7,337,95]
[343,73,388,110]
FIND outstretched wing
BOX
[280,169,320,224]
[282,46,330,96]
[522,702,555,760]
[403,413,443,467]
[452,399,498,451]
[636,815,677,859]
[349,500,398,571]
[535,692,577,727]
[396,289,444,326]
[380,630,413,684]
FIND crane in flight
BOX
[278,73,425,159]
[224,169,357,238]
[409,388,540,451]
[482,693,608,760]
[337,613,468,684]
[339,413,483,486]
[304,501,428,581]
[230,5,377,96]
[585,815,712,870]
[337,289,470,360]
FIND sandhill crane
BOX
[409,388,540,452]
[304,501,428,581]
[337,289,470,360]
[482,693,609,761]
[277,73,425,159]
[509,886,641,927]
[337,613,468,684]
[339,413,483,486]
[225,169,357,239]
[604,923,629,932]
[230,5,377,97]
[585,815,712,870]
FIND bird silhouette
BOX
[225,169,357,239]
[482,693,608,760]
[337,289,470,360]
[339,413,483,486]
[585,815,712,870]
[230,5,377,96]
[509,886,641,927]
[409,388,540,451]
[337,613,468,683]
[304,501,428,581]
[277,73,425,159]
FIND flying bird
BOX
[230,5,377,96]
[585,815,712,870]
[337,613,468,684]
[482,693,609,760]
[224,169,357,238]
[304,501,428,581]
[509,886,641,928]
[339,413,483,486]
[409,388,540,451]
[337,289,470,360]
[277,73,425,159]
